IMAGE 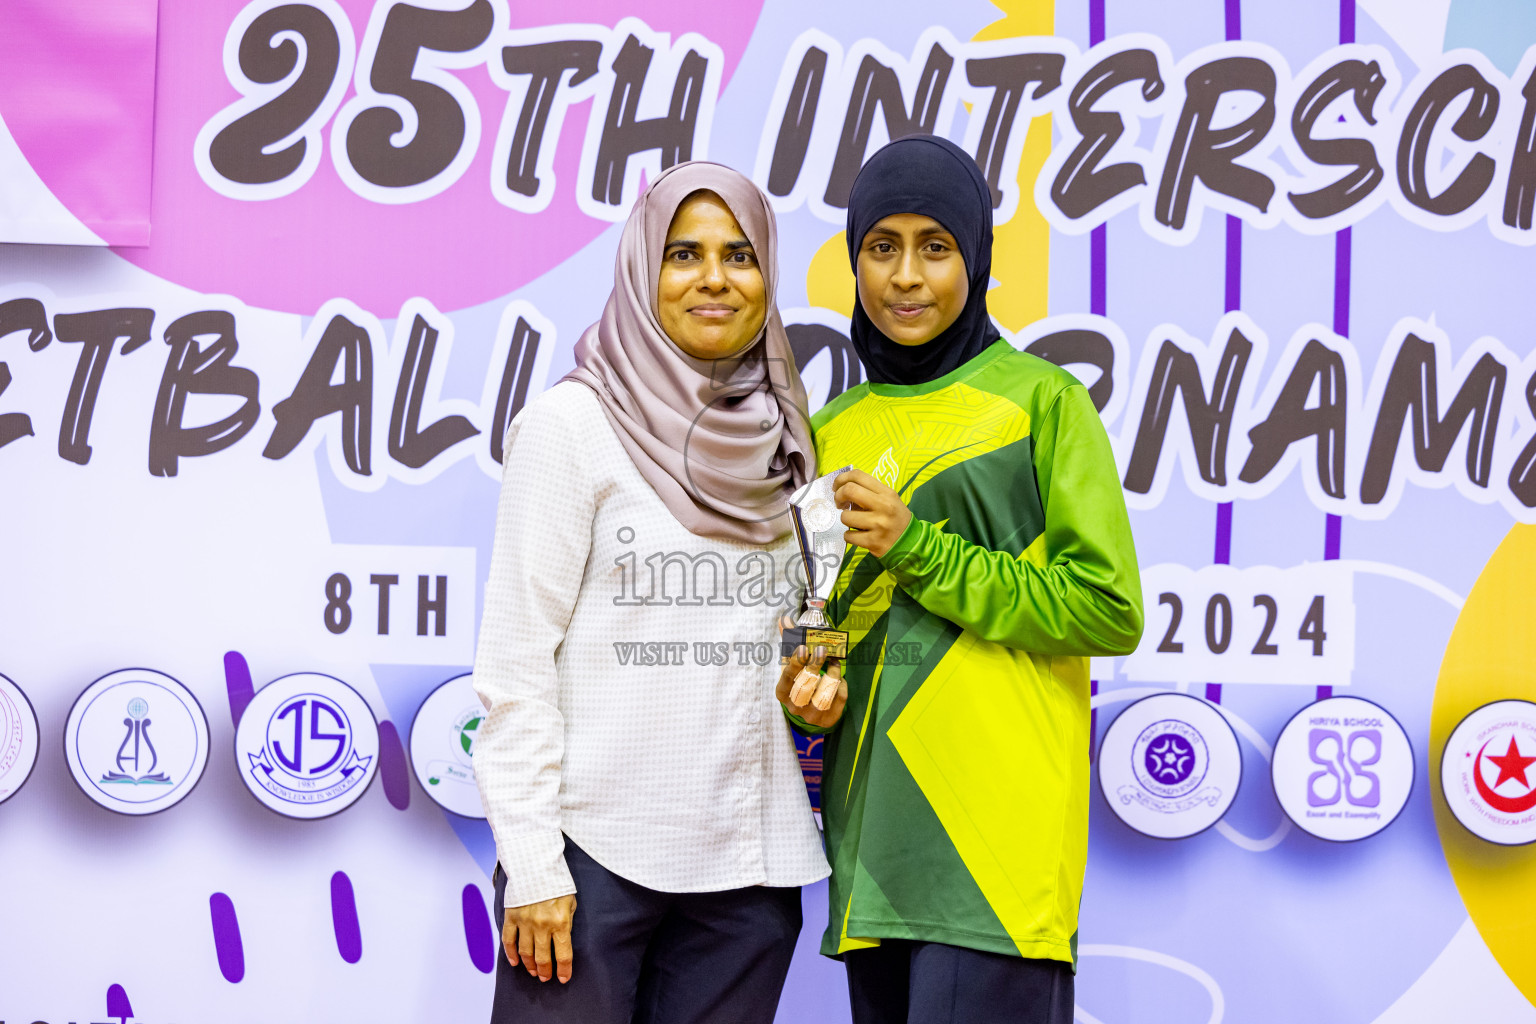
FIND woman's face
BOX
[856,213,969,346]
[657,190,767,360]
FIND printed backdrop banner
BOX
[0,0,159,246]
[2,1,1536,1022]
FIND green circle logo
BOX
[458,716,481,757]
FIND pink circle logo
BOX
[3,0,761,315]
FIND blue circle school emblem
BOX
[64,668,210,815]
[408,673,486,819]
[1099,693,1241,839]
[234,672,379,819]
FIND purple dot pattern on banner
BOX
[209,892,245,983]
[223,650,254,728]
[462,884,496,975]
[378,719,410,811]
[214,877,501,980]
[331,870,363,964]
[106,981,133,1020]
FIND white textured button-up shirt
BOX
[472,381,829,908]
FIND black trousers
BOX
[845,939,1074,1024]
[491,839,802,1024]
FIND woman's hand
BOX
[503,894,577,984]
[775,615,848,728]
[834,469,913,558]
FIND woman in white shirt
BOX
[472,161,830,1024]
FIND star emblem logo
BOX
[1485,735,1535,790]
[1473,734,1536,815]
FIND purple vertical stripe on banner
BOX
[209,893,245,983]
[462,884,497,974]
[1211,0,1241,707]
[1214,502,1233,564]
[1088,0,1108,317]
[1319,510,1340,689]
[1091,228,1107,317]
[331,871,363,964]
[378,720,411,810]
[1325,231,1346,577]
[1341,0,1356,45]
[1225,217,1242,312]
[223,651,255,728]
[1333,230,1352,337]
[1089,679,1099,762]
[1209,497,1234,705]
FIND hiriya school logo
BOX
[235,673,379,820]
[1099,693,1242,839]
[1272,696,1415,842]
[64,668,210,815]
[408,673,485,819]
[1441,699,1536,846]
[0,673,40,804]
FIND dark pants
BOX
[491,839,802,1024]
[845,939,1074,1024]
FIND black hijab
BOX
[845,134,1002,386]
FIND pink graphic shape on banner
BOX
[109,0,762,315]
[0,0,158,246]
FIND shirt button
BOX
[749,710,761,724]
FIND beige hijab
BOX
[562,162,814,543]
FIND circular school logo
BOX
[235,672,379,820]
[1441,700,1536,846]
[0,673,40,805]
[1272,696,1414,842]
[1099,693,1241,839]
[64,669,210,815]
[1141,726,1202,790]
[409,673,485,819]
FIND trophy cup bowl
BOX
[781,467,852,661]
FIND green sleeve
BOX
[877,384,1144,656]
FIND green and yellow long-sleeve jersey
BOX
[801,339,1143,965]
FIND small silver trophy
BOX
[781,466,852,660]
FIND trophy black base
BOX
[782,625,849,660]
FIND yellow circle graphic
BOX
[1432,524,1536,1002]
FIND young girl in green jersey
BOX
[778,135,1144,1024]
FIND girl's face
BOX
[856,213,969,347]
[657,190,767,360]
